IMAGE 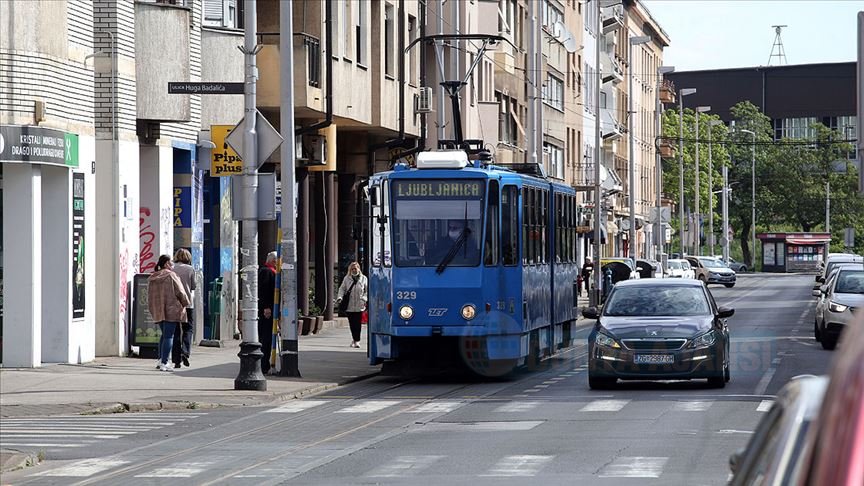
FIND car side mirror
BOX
[820,286,828,295]
[812,289,821,297]
[816,276,825,283]
[729,449,743,474]
[717,306,735,319]
[582,307,600,320]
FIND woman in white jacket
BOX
[336,262,368,348]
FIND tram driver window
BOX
[502,186,519,266]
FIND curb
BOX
[0,449,41,474]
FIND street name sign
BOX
[226,110,283,169]
[168,82,244,95]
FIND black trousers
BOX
[172,309,193,365]
[259,316,274,374]
[347,311,362,342]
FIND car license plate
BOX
[634,354,674,364]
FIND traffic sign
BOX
[845,227,855,248]
[226,110,283,169]
[648,207,671,224]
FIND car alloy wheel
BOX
[821,333,837,350]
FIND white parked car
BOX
[814,267,864,350]
[666,259,695,279]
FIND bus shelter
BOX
[757,232,831,273]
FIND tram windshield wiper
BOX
[435,228,470,274]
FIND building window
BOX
[545,142,564,180]
[408,14,417,84]
[496,92,520,145]
[332,0,341,57]
[203,0,242,29]
[543,73,564,111]
[542,0,563,29]
[384,3,395,76]
[356,0,366,64]
[343,0,353,61]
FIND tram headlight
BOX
[399,305,414,320]
[461,304,476,321]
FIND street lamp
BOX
[694,106,711,256]
[655,66,674,261]
[739,128,756,269]
[628,35,651,263]
[678,88,697,257]
[707,119,724,256]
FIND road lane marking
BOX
[412,421,544,432]
[599,456,668,478]
[0,443,89,448]
[754,367,777,396]
[365,455,445,477]
[0,434,123,439]
[580,400,630,412]
[335,400,401,413]
[672,401,713,412]
[534,384,550,388]
[134,461,217,478]
[494,401,544,413]
[263,400,329,413]
[481,455,554,477]
[409,401,462,413]
[718,429,753,434]
[34,458,131,477]
[757,400,774,412]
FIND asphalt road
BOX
[2,274,831,485]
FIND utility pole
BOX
[527,0,536,166]
[694,110,700,256]
[279,0,300,377]
[235,0,266,391]
[591,0,602,306]
[654,66,674,261]
[722,165,730,263]
[826,181,831,233]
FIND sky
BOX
[642,0,862,71]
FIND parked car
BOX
[813,255,863,296]
[814,268,864,350]
[728,375,828,486]
[686,256,737,288]
[667,258,694,279]
[723,257,748,273]
[583,278,733,389]
[600,257,640,281]
[636,258,662,279]
[795,310,864,486]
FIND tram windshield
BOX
[392,180,485,267]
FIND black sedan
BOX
[584,279,733,389]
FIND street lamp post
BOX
[654,66,675,261]
[628,36,651,263]
[591,0,602,307]
[739,129,756,268]
[678,88,697,257]
[707,119,723,256]
[694,106,711,257]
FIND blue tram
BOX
[366,150,580,376]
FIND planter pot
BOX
[300,317,313,336]
[313,316,324,334]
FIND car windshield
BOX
[702,258,728,269]
[391,180,485,267]
[668,261,682,270]
[835,271,864,294]
[603,286,712,317]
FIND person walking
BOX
[171,248,196,368]
[148,255,190,372]
[581,258,594,296]
[336,262,368,348]
[258,251,278,374]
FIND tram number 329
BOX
[396,291,417,300]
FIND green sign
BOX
[0,125,79,168]
[394,180,484,199]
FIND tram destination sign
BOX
[394,180,484,199]
[168,82,244,95]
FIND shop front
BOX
[757,232,831,273]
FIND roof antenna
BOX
[767,25,788,66]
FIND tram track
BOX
[48,340,591,485]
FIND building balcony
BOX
[135,1,191,121]
[601,50,624,85]
[659,80,676,104]
[658,138,675,158]
[601,5,625,34]
[257,34,324,115]
[601,108,623,141]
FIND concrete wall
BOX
[139,144,175,273]
[40,165,72,363]
[201,28,244,128]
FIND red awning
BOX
[787,238,830,245]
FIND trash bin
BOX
[206,277,223,341]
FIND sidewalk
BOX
[0,321,376,419]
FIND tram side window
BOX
[370,185,382,267]
[522,188,531,265]
[567,196,575,263]
[485,181,499,266]
[540,190,548,264]
[502,185,519,266]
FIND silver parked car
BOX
[814,268,864,350]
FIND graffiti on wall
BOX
[119,249,129,326]
[139,207,157,273]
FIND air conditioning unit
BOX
[415,87,433,114]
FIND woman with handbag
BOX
[335,262,368,348]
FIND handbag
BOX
[338,279,358,315]
[361,310,368,324]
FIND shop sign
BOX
[210,125,243,176]
[72,173,85,319]
[0,125,78,168]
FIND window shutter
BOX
[203,0,223,27]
